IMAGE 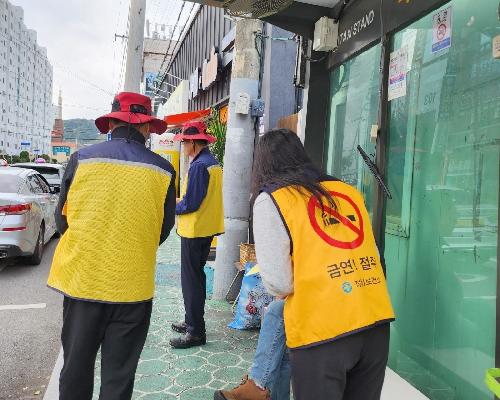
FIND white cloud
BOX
[11,0,184,120]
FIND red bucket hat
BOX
[173,121,217,144]
[95,92,168,134]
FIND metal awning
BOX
[262,0,341,38]
[164,109,211,128]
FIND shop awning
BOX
[164,109,211,128]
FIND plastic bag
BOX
[228,262,274,330]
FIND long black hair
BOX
[251,129,336,208]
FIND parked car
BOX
[14,161,65,190]
[0,166,59,265]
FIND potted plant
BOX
[205,107,227,261]
[206,107,226,167]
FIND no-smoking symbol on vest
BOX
[307,191,364,249]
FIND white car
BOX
[0,166,59,265]
[14,162,65,190]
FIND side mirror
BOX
[51,186,61,194]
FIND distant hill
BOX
[63,119,100,140]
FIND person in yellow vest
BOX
[47,92,177,400]
[250,129,395,400]
[170,121,224,349]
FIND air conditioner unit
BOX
[313,17,338,52]
[223,0,294,19]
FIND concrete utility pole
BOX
[213,19,263,300]
[124,0,146,92]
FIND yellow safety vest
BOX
[47,158,172,303]
[177,165,224,238]
[271,180,395,349]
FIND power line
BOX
[64,103,109,112]
[54,65,114,97]
[0,31,48,59]
[159,2,197,92]
[153,1,188,96]
[0,91,51,107]
[0,121,53,130]
[0,29,114,97]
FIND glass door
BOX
[384,1,499,399]
[324,44,381,218]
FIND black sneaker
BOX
[171,321,188,334]
[170,332,207,349]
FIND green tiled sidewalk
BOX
[93,234,259,399]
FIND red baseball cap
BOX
[173,121,216,144]
[95,92,168,134]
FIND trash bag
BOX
[228,262,274,330]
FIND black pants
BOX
[180,236,213,336]
[290,323,390,400]
[59,297,152,400]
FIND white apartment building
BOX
[0,0,53,156]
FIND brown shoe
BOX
[214,375,270,400]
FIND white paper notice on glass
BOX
[402,29,417,71]
[388,46,408,101]
[432,6,452,54]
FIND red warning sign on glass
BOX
[307,191,364,249]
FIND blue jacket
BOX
[176,147,218,215]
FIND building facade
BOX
[153,5,303,200]
[263,0,499,399]
[0,0,53,157]
[156,5,234,113]
[155,5,301,132]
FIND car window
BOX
[14,165,60,180]
[34,175,51,193]
[27,175,45,194]
[0,174,22,193]
[18,180,31,195]
[38,168,60,181]
[28,166,60,181]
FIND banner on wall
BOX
[432,6,452,54]
[144,72,157,96]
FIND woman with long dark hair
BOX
[250,129,395,400]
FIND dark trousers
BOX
[59,297,152,400]
[290,323,390,400]
[180,236,213,336]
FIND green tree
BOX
[40,154,50,162]
[19,151,29,162]
[206,108,226,167]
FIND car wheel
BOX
[27,223,44,265]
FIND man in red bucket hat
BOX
[47,92,177,400]
[170,120,224,349]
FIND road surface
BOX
[0,239,61,400]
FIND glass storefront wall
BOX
[324,44,381,219]
[325,1,499,399]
